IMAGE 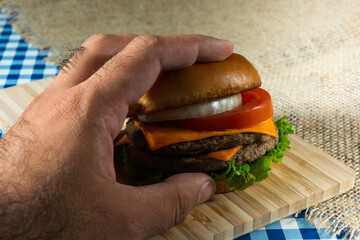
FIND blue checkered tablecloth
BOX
[238,211,341,240]
[0,13,58,89]
[0,10,347,240]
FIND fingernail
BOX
[197,180,215,204]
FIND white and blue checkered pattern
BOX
[236,212,346,240]
[0,12,58,89]
[0,9,349,240]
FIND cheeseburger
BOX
[115,53,294,193]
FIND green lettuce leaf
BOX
[211,161,255,191]
[250,155,273,182]
[209,115,294,191]
[117,115,294,191]
[268,115,295,163]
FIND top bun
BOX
[129,53,261,115]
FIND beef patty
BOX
[125,120,268,155]
[123,134,278,172]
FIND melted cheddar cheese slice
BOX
[197,145,243,161]
[134,118,278,150]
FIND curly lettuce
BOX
[211,115,295,191]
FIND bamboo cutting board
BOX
[0,78,355,240]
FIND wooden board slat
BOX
[0,78,355,240]
[155,136,355,239]
[0,77,54,131]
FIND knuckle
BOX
[60,46,87,72]
[62,89,82,106]
[133,34,161,48]
[174,191,192,225]
[87,75,106,101]
[53,89,84,116]
[83,33,108,47]
[73,46,87,59]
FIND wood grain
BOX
[0,77,54,131]
[0,78,355,240]
[154,136,354,239]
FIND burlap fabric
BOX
[1,0,359,238]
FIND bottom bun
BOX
[215,179,232,193]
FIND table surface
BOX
[0,10,345,240]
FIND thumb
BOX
[116,173,215,238]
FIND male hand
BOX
[0,34,233,239]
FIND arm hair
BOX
[0,126,68,240]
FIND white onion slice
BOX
[138,93,243,122]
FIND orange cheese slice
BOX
[115,135,133,146]
[135,118,278,150]
[197,145,243,161]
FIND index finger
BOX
[81,34,233,135]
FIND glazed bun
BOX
[129,53,261,115]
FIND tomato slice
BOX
[175,88,273,131]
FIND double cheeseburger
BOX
[115,53,294,193]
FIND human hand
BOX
[0,34,233,239]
